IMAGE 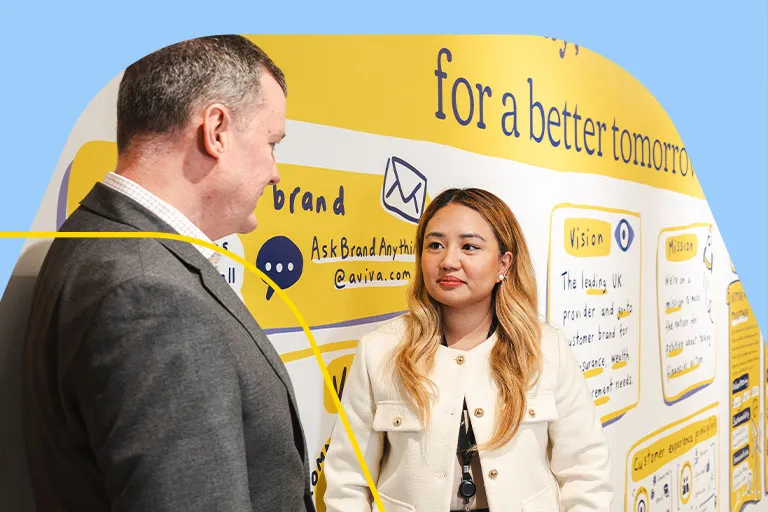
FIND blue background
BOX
[0,1,765,332]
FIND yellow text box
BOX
[665,233,697,262]
[563,218,611,257]
[631,415,717,482]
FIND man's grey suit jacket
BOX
[21,183,315,511]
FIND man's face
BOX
[219,72,286,235]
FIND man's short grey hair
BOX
[116,34,286,153]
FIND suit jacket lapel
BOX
[194,258,296,397]
[77,183,298,401]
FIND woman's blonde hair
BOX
[393,188,542,450]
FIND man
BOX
[21,35,315,511]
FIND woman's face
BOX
[421,203,512,310]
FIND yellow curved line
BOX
[3,231,385,512]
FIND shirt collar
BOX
[101,172,220,264]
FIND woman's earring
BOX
[498,274,506,282]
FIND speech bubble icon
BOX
[256,235,304,300]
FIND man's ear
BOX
[201,103,232,160]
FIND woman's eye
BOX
[428,242,443,250]
[463,244,479,251]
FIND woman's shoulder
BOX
[536,320,568,367]
[538,320,562,345]
[357,315,408,355]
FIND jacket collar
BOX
[77,183,300,411]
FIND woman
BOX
[323,188,612,512]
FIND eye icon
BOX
[615,219,634,252]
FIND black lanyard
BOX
[457,403,477,501]
[441,320,497,507]
[457,406,476,466]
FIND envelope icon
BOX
[382,156,427,223]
